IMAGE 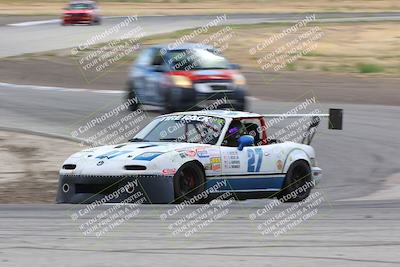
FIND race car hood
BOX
[167,69,238,81]
[86,142,206,156]
[61,142,212,176]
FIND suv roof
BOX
[152,42,214,51]
[70,0,96,4]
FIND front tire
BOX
[162,91,175,114]
[173,162,205,203]
[127,82,140,111]
[94,16,101,25]
[278,160,312,202]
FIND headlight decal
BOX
[133,152,163,161]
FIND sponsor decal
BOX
[97,160,104,166]
[229,160,240,169]
[163,115,183,121]
[196,149,209,158]
[210,157,221,164]
[212,164,221,171]
[216,118,225,125]
[223,151,240,169]
[163,115,212,123]
[162,168,177,175]
[207,148,221,157]
[181,115,211,122]
[186,150,196,157]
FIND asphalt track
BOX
[1,201,399,267]
[1,84,400,201]
[1,12,400,57]
[1,12,400,266]
[1,85,400,265]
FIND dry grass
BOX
[127,21,400,75]
[0,0,399,16]
[221,22,400,74]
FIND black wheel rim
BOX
[179,168,197,197]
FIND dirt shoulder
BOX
[0,130,81,203]
[1,0,399,16]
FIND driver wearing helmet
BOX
[223,119,247,147]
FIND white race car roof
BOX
[158,110,262,119]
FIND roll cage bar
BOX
[234,108,343,145]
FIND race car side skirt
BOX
[205,174,285,192]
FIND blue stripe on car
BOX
[206,175,285,191]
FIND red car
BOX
[62,1,101,25]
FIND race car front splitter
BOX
[56,174,174,204]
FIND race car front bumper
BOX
[56,174,174,204]
[63,15,93,24]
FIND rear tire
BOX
[278,160,312,202]
[173,162,206,203]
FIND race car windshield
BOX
[168,49,230,71]
[68,3,92,10]
[132,115,225,145]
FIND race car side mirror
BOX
[238,135,254,151]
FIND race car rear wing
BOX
[263,108,343,145]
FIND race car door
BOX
[219,118,286,192]
[219,145,286,192]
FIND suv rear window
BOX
[167,49,229,71]
[69,3,92,10]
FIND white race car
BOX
[57,109,342,204]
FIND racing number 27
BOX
[247,148,263,172]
